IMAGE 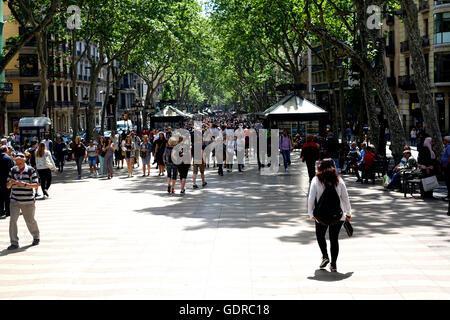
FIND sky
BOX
[197,0,209,17]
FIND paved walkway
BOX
[0,151,449,299]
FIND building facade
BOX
[1,2,153,136]
[384,0,450,135]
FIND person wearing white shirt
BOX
[35,141,56,198]
[308,158,352,272]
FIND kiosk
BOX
[18,117,51,145]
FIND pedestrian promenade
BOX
[0,151,449,299]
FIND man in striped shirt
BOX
[6,153,40,250]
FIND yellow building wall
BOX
[3,8,20,70]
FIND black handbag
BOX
[343,220,353,237]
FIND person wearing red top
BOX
[360,146,376,183]
[301,135,320,182]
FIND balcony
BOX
[52,101,72,109]
[422,35,430,47]
[24,40,37,47]
[386,14,395,26]
[5,70,39,78]
[400,40,409,53]
[398,75,416,90]
[387,76,397,88]
[6,102,34,110]
[48,71,68,79]
[434,1,450,7]
[312,64,324,72]
[386,44,395,57]
[419,0,430,11]
[0,83,13,94]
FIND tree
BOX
[1,0,59,75]
[210,0,278,111]
[6,0,62,116]
[74,0,158,141]
[399,0,443,157]
[301,0,407,161]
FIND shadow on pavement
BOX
[0,244,33,257]
[307,269,354,282]
[50,153,449,247]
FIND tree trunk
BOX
[100,65,111,135]
[400,0,443,157]
[35,30,49,117]
[71,30,79,139]
[338,72,346,142]
[356,0,406,162]
[361,74,380,152]
[111,68,120,131]
[87,72,99,142]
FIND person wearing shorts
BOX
[176,136,190,195]
[192,138,207,189]
[86,140,98,178]
[164,137,178,194]
[123,135,135,178]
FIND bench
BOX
[373,157,388,178]
[402,170,422,198]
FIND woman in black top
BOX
[54,137,67,173]
[123,135,135,178]
[71,136,86,180]
[154,132,166,176]
[116,135,125,169]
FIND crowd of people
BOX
[1,114,449,258]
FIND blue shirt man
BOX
[359,143,367,164]
[442,137,450,169]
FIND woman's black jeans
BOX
[75,156,83,176]
[37,168,52,192]
[315,221,344,267]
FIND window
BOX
[63,86,69,102]
[424,19,429,36]
[424,53,429,78]
[19,54,38,77]
[434,12,450,44]
[388,31,394,46]
[434,52,450,82]
[57,86,62,102]
[405,57,410,76]
[20,84,37,109]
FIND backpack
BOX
[313,184,343,225]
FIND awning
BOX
[18,117,52,127]
[263,94,328,121]
[153,106,193,119]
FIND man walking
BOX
[0,146,14,218]
[192,138,207,189]
[6,152,40,250]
